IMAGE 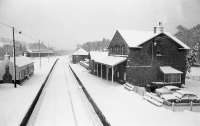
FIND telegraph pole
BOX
[39,40,41,68]
[12,26,17,88]
[48,42,49,62]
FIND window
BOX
[116,46,118,53]
[164,74,181,83]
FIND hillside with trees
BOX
[77,38,110,52]
[0,37,26,59]
[175,24,200,70]
[0,37,53,59]
[175,24,200,48]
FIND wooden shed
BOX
[72,48,88,64]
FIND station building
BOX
[89,23,190,87]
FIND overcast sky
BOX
[0,0,200,50]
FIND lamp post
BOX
[48,42,49,62]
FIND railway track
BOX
[20,58,58,126]
[21,57,102,126]
[65,63,103,126]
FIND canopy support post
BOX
[106,66,109,80]
[97,63,99,77]
[101,64,103,78]
[112,66,114,83]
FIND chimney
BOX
[153,27,157,34]
[4,53,10,61]
[153,22,164,33]
[158,22,164,33]
[24,52,27,57]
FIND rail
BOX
[20,58,59,126]
[69,65,111,126]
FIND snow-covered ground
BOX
[0,56,57,126]
[70,62,200,126]
[29,57,100,126]
[188,67,200,77]
[184,66,200,111]
[187,67,200,81]
[185,79,200,100]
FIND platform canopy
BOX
[94,56,127,66]
[160,66,183,74]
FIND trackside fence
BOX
[20,59,59,126]
[69,65,111,126]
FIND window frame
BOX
[164,73,181,83]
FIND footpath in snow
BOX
[0,57,57,126]
[70,62,200,126]
[29,57,99,126]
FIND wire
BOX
[0,21,12,28]
[0,21,48,44]
[0,21,23,35]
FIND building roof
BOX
[73,48,88,56]
[117,30,190,49]
[26,42,54,53]
[160,66,183,74]
[26,49,54,53]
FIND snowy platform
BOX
[70,63,200,126]
[0,57,57,126]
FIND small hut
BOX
[72,48,88,64]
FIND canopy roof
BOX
[117,30,190,49]
[160,66,183,74]
[89,51,108,60]
[94,56,126,66]
[73,48,88,55]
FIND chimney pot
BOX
[153,27,157,34]
[154,22,164,33]
[4,54,10,61]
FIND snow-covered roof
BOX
[89,51,126,66]
[117,30,190,49]
[164,85,180,91]
[155,88,171,94]
[89,51,108,60]
[26,48,54,53]
[160,66,183,74]
[161,94,178,100]
[73,48,88,55]
[94,56,126,66]
[176,90,196,96]
[10,56,33,67]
